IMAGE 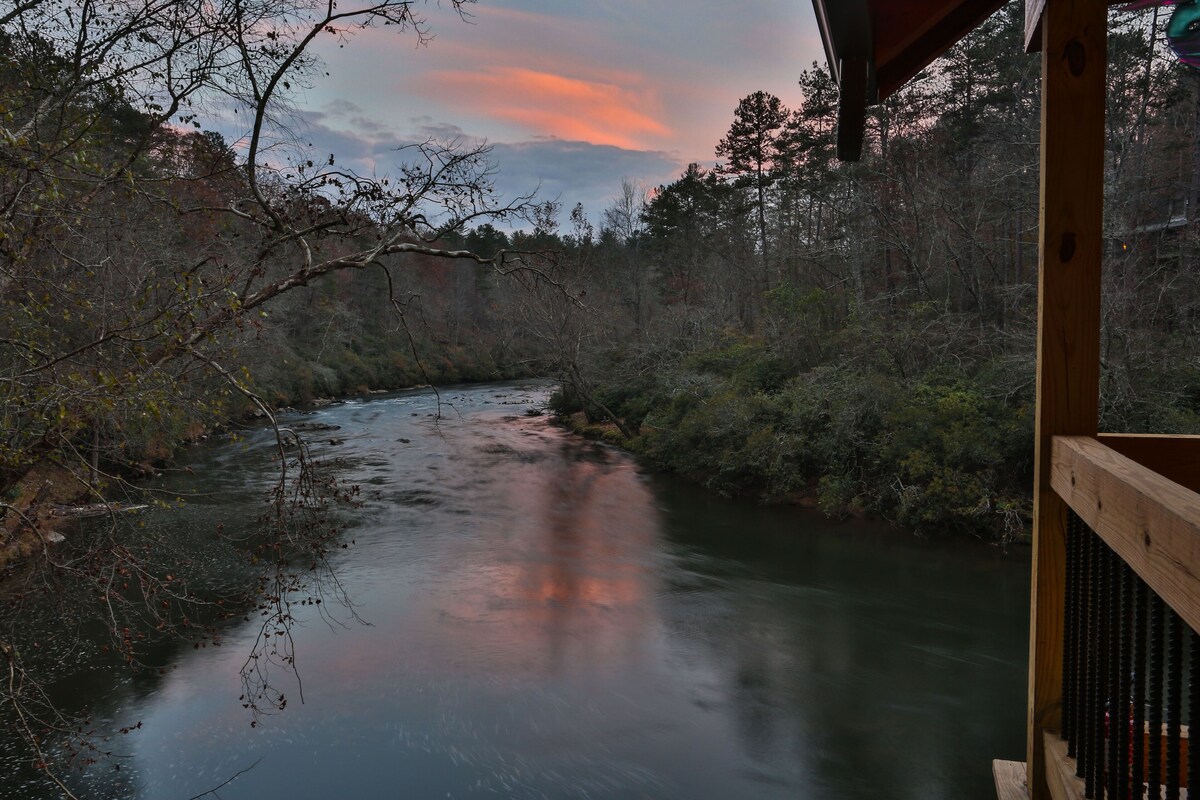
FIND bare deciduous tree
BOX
[0,1,547,791]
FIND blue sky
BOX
[237,1,826,228]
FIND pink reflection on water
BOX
[147,414,667,748]
[286,417,665,694]
[427,419,663,680]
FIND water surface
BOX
[2,382,1029,799]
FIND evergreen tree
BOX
[716,91,789,294]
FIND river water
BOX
[3,382,1030,799]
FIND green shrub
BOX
[565,338,1037,541]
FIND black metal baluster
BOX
[1189,629,1200,800]
[1087,529,1106,798]
[1066,512,1080,752]
[1165,609,1183,799]
[1108,547,1122,800]
[1149,593,1165,800]
[1077,517,1093,779]
[1132,577,1148,799]
[1118,563,1133,800]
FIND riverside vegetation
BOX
[0,2,555,793]
[4,4,1197,554]
[1,1,1198,792]
[0,0,548,561]
[519,6,1200,544]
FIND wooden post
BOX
[1027,1,1106,798]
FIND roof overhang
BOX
[811,0,1009,160]
[1025,0,1131,54]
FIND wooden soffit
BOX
[812,0,1007,160]
[1026,0,1134,53]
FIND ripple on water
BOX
[477,442,543,464]
[390,488,444,508]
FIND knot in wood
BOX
[1059,232,1077,263]
[1064,39,1086,77]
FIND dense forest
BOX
[3,3,1197,552]
[0,2,554,789]
[0,0,552,563]
[509,5,1200,543]
[2,0,1198,792]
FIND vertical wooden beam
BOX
[1026,0,1049,53]
[1027,1,1106,798]
[838,57,869,161]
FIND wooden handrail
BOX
[1050,435,1200,637]
[1096,434,1200,495]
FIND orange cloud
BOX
[431,66,671,150]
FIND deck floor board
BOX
[994,759,1030,800]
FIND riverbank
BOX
[552,406,938,528]
[0,363,540,573]
[546,350,1038,544]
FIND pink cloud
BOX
[430,66,672,151]
[302,1,825,167]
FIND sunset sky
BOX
[270,0,826,228]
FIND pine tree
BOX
[716,91,789,293]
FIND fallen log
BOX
[48,503,150,519]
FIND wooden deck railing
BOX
[1004,435,1200,799]
[1052,436,1200,638]
[998,0,1200,790]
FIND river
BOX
[2,381,1030,799]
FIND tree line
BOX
[529,4,1200,542]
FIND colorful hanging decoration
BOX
[1125,0,1200,69]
